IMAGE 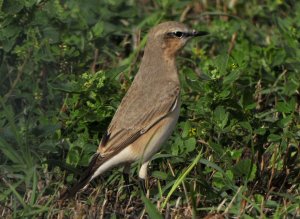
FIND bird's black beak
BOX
[188,30,209,37]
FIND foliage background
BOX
[0,0,299,218]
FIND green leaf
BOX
[232,159,257,181]
[278,115,293,128]
[272,49,286,66]
[254,127,266,135]
[5,180,27,209]
[200,158,226,175]
[152,171,168,180]
[223,70,240,85]
[239,121,253,133]
[213,106,229,129]
[92,21,104,37]
[212,171,225,189]
[218,89,231,99]
[283,79,298,96]
[181,121,191,138]
[214,54,228,76]
[209,141,225,157]
[0,137,24,164]
[48,81,82,93]
[268,134,282,142]
[184,137,196,153]
[2,0,24,14]
[276,100,295,113]
[230,148,243,160]
[141,195,163,219]
[172,136,183,156]
[213,170,233,189]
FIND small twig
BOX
[265,69,287,105]
[139,207,146,219]
[127,28,142,77]
[228,32,238,54]
[216,0,221,12]
[255,79,263,110]
[180,4,192,22]
[222,3,229,21]
[272,69,287,88]
[4,56,29,101]
[165,202,170,219]
[113,186,121,214]
[1,178,17,213]
[268,145,278,190]
[175,196,181,210]
[167,160,176,177]
[197,139,209,146]
[100,188,108,219]
[124,194,133,215]
[229,0,238,9]
[90,48,99,73]
[197,12,241,21]
[278,169,289,193]
[224,186,243,214]
[0,203,13,213]
[59,93,69,113]
[260,196,265,219]
[217,198,227,213]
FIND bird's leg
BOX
[138,161,149,195]
[123,164,132,194]
[139,178,146,194]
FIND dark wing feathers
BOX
[101,82,180,155]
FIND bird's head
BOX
[146,21,208,58]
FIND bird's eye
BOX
[166,31,186,38]
[173,31,184,38]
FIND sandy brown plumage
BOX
[60,21,207,199]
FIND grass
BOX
[1,0,300,218]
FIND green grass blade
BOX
[141,194,163,219]
[0,137,24,164]
[4,180,27,209]
[30,166,37,205]
[162,150,202,209]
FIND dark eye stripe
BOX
[167,31,188,38]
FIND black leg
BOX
[123,165,133,194]
[139,177,147,194]
[123,172,133,194]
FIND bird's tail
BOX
[59,153,102,200]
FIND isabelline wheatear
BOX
[61,21,207,199]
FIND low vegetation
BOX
[0,0,299,218]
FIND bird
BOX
[60,21,207,199]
